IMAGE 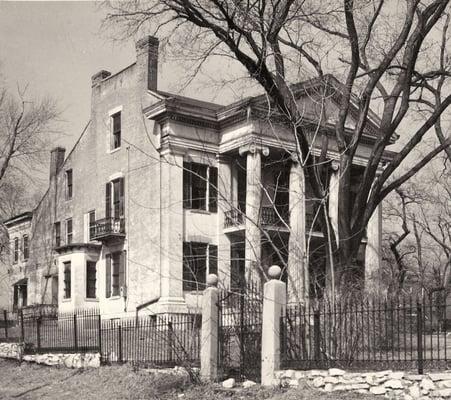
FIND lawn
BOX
[0,358,378,400]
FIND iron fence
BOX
[0,308,200,367]
[281,296,451,373]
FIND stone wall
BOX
[274,368,451,399]
[0,343,24,360]
[22,353,100,368]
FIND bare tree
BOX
[104,0,451,294]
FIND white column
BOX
[158,148,187,313]
[231,162,239,208]
[200,274,219,382]
[365,203,382,295]
[261,266,286,386]
[328,161,340,242]
[287,160,307,305]
[244,148,262,283]
[217,155,232,288]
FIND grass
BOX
[0,358,379,400]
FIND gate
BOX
[218,284,262,382]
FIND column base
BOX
[155,297,189,314]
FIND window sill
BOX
[108,296,122,301]
[108,147,121,155]
[186,209,213,215]
[85,298,99,302]
[62,298,71,303]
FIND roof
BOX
[3,211,33,228]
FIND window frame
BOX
[65,169,73,200]
[22,234,29,261]
[66,218,73,245]
[86,261,97,299]
[88,210,96,240]
[63,261,71,299]
[183,162,218,213]
[54,222,61,248]
[13,237,19,264]
[111,112,121,150]
[105,251,126,298]
[182,242,218,291]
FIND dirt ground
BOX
[0,359,378,400]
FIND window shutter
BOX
[105,254,111,298]
[105,182,112,219]
[208,166,218,212]
[183,162,191,209]
[13,285,18,309]
[119,251,126,290]
[119,178,125,218]
[208,244,218,276]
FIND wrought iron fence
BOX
[281,296,451,373]
[0,308,200,367]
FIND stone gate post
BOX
[261,265,287,386]
[200,274,219,382]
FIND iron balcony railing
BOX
[224,207,289,229]
[224,209,245,228]
[90,217,125,241]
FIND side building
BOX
[0,35,393,318]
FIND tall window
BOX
[66,169,73,199]
[105,251,126,298]
[54,222,61,247]
[63,261,71,299]
[88,210,96,240]
[86,261,97,299]
[22,235,29,260]
[66,218,73,244]
[105,178,125,220]
[111,112,121,150]
[183,162,218,212]
[13,237,19,263]
[183,242,217,291]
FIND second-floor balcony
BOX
[224,207,289,231]
[90,217,126,242]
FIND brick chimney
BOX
[136,36,159,91]
[49,147,65,179]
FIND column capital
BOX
[238,142,269,157]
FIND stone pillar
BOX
[200,274,219,382]
[217,155,232,288]
[328,161,340,242]
[158,148,187,313]
[241,146,263,283]
[287,160,307,305]
[365,203,382,295]
[261,266,286,386]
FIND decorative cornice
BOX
[54,243,102,255]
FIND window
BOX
[66,218,73,244]
[183,242,217,291]
[111,112,121,150]
[105,251,126,298]
[88,211,96,240]
[63,261,71,299]
[183,162,217,212]
[54,222,61,247]
[13,280,27,311]
[22,235,29,260]
[86,261,97,299]
[13,237,19,263]
[66,169,73,199]
[105,178,124,220]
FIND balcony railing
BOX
[90,217,125,241]
[224,209,245,228]
[261,207,289,226]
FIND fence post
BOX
[118,324,123,363]
[313,309,321,361]
[3,310,8,339]
[417,301,424,374]
[98,315,102,356]
[167,320,173,362]
[200,274,219,382]
[261,266,286,386]
[36,317,41,352]
[20,309,24,342]
[73,314,78,352]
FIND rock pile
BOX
[21,352,101,368]
[274,368,451,399]
[0,342,24,360]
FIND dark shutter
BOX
[183,162,191,209]
[208,166,218,212]
[119,251,126,290]
[208,244,218,275]
[105,254,111,298]
[119,178,125,218]
[105,182,112,219]
[13,285,18,310]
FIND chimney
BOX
[135,36,159,91]
[91,70,111,87]
[49,147,65,179]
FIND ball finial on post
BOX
[206,274,219,287]
[268,265,282,280]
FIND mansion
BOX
[1,36,392,317]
